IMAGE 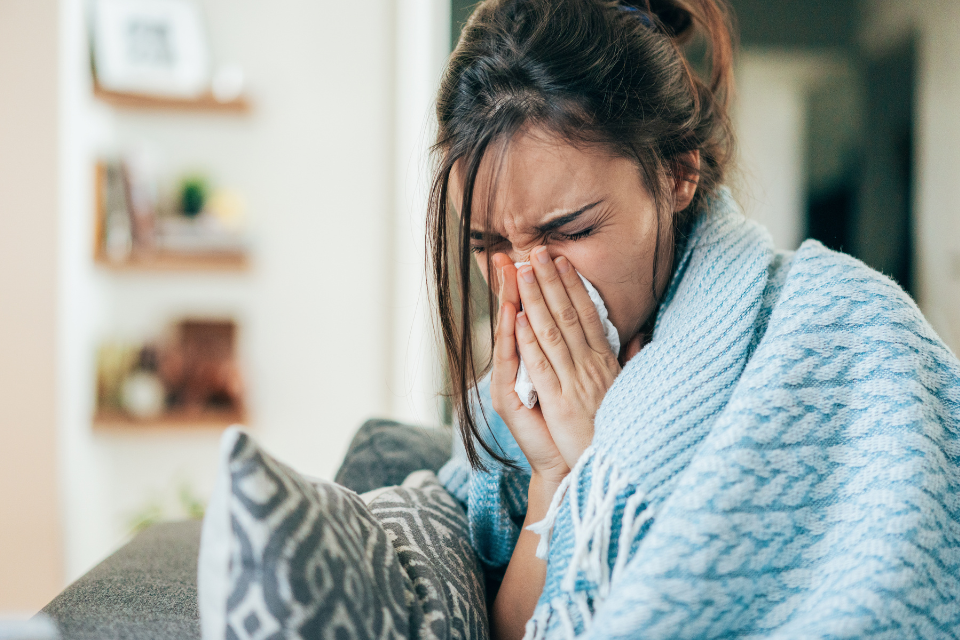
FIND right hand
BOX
[489,253,570,484]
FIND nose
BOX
[508,244,545,265]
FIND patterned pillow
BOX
[363,471,488,640]
[198,427,487,640]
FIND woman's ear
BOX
[673,150,700,212]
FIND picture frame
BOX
[91,0,211,98]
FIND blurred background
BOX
[1,0,958,614]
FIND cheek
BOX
[568,241,653,337]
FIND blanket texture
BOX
[439,192,960,639]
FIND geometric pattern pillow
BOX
[198,427,487,640]
[364,471,488,640]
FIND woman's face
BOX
[451,128,696,354]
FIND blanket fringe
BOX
[524,597,552,640]
[523,449,653,638]
[612,488,653,584]
[526,467,575,560]
[523,594,595,640]
[560,455,631,596]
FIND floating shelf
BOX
[93,82,251,114]
[93,408,246,431]
[94,250,249,272]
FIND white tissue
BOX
[513,262,620,409]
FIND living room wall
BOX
[13,0,449,604]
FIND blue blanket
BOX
[439,192,960,639]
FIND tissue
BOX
[513,262,620,409]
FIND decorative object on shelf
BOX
[179,175,207,217]
[91,0,211,99]
[125,147,160,250]
[97,342,140,410]
[95,318,245,428]
[155,174,247,253]
[120,347,166,419]
[159,319,244,416]
[100,162,135,262]
[94,159,250,271]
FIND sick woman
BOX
[428,1,960,638]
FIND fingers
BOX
[490,252,510,296]
[516,262,577,380]
[515,310,561,398]
[492,252,520,312]
[527,247,591,358]
[490,300,525,412]
[552,255,612,353]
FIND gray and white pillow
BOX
[198,427,487,640]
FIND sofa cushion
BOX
[334,418,451,494]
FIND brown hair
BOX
[428,0,737,470]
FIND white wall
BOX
[56,0,448,584]
[735,51,850,252]
[735,52,808,251]
[391,0,450,426]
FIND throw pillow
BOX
[198,427,487,640]
[364,470,488,640]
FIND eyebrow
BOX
[469,200,603,241]
[535,200,603,234]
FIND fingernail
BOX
[516,312,529,327]
[520,266,535,283]
[535,246,550,264]
[555,256,571,274]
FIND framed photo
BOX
[91,0,210,98]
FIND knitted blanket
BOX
[439,193,960,639]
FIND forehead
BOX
[450,130,618,233]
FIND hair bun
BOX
[621,0,695,40]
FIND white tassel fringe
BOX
[526,469,575,560]
[522,450,653,639]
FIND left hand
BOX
[493,247,621,470]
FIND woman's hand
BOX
[490,248,621,473]
[490,255,570,484]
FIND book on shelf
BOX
[94,156,249,267]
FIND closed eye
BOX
[556,227,594,242]
[469,237,508,254]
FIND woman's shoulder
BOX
[767,239,957,365]
[779,239,921,321]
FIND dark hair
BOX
[428,0,737,470]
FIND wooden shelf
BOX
[94,408,246,431]
[95,250,249,272]
[93,82,251,114]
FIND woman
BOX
[430,0,960,639]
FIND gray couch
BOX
[40,419,452,640]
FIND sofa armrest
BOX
[41,521,201,640]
